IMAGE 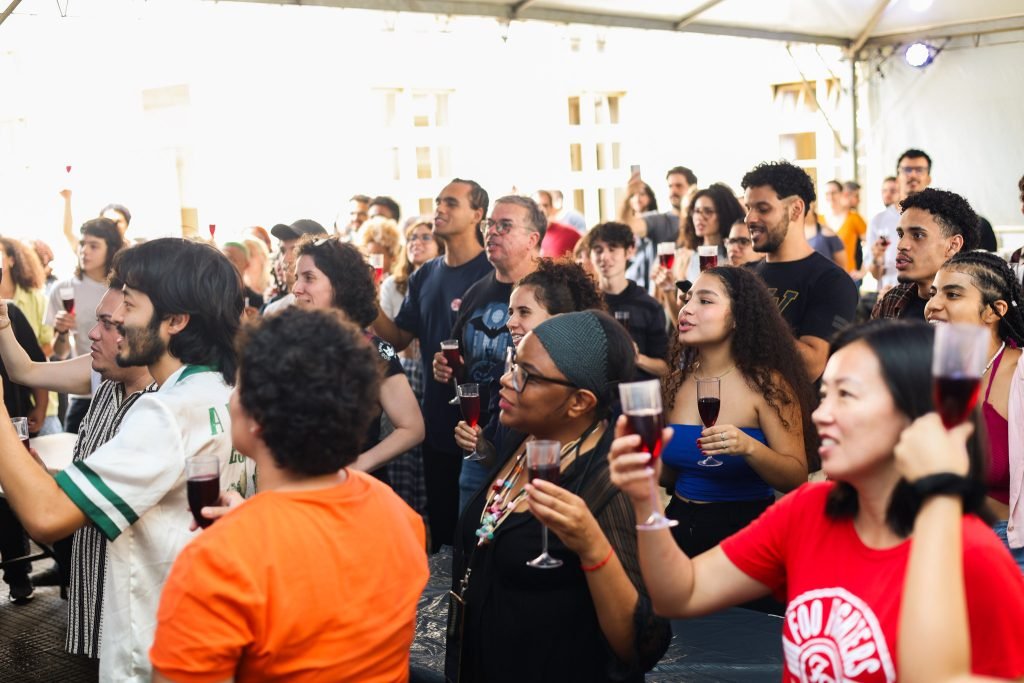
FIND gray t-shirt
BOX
[45,274,107,398]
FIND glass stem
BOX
[647,477,661,522]
[541,524,550,557]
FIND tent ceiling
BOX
[217,0,1024,53]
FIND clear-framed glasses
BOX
[408,233,435,242]
[480,218,518,236]
[506,347,577,394]
[724,237,752,248]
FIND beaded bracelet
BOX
[581,546,615,572]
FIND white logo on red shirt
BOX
[782,587,895,683]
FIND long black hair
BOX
[824,320,993,535]
[115,237,242,385]
[940,250,1024,348]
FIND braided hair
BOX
[941,251,1024,348]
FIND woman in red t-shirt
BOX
[609,320,1024,682]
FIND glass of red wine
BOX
[11,417,30,451]
[458,383,484,461]
[59,286,75,315]
[368,253,384,284]
[657,242,676,271]
[932,323,989,429]
[186,454,221,529]
[208,224,217,240]
[441,339,463,405]
[614,310,631,332]
[619,379,677,531]
[698,245,719,272]
[525,439,563,569]
[696,377,723,467]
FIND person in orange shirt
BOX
[823,179,867,276]
[150,308,428,683]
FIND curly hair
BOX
[392,218,444,296]
[680,183,745,250]
[296,235,378,327]
[824,320,993,536]
[663,265,819,469]
[76,217,125,279]
[741,161,816,215]
[940,251,1024,347]
[899,188,979,252]
[356,215,402,262]
[588,222,634,250]
[0,237,45,290]
[236,308,381,474]
[517,257,607,315]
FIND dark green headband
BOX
[532,311,609,396]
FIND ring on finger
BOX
[720,432,726,442]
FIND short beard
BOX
[896,273,914,284]
[116,314,166,368]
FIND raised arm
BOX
[0,301,93,395]
[61,189,77,256]
[371,308,415,352]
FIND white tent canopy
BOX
[217,0,1024,52]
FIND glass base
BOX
[463,450,485,461]
[526,552,563,569]
[697,456,723,467]
[637,512,679,531]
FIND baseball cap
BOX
[270,219,328,242]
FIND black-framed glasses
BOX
[506,347,577,394]
[899,165,929,176]
[480,218,518,236]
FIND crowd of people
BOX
[0,154,1020,682]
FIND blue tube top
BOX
[661,424,774,502]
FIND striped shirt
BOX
[65,379,155,658]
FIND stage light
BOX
[905,42,934,68]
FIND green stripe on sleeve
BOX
[74,462,140,526]
[54,471,123,541]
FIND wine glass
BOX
[368,253,384,283]
[657,242,676,270]
[208,224,217,240]
[696,377,723,467]
[877,229,892,279]
[619,380,677,531]
[614,310,631,332]
[698,245,718,272]
[186,454,221,529]
[11,417,29,451]
[932,323,989,429]
[441,339,463,405]
[525,439,563,569]
[458,383,484,461]
[59,286,75,315]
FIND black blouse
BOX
[446,427,671,683]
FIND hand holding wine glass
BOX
[186,454,221,530]
[619,379,677,530]
[458,383,484,461]
[59,286,76,315]
[526,477,607,564]
[525,440,563,568]
[696,377,723,467]
[894,413,973,484]
[440,339,464,405]
[932,323,989,429]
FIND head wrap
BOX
[531,311,609,396]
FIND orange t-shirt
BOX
[835,211,867,273]
[150,471,428,683]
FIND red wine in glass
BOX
[209,224,216,239]
[699,254,718,271]
[698,397,721,427]
[933,376,980,429]
[528,462,561,485]
[460,393,481,429]
[443,347,464,383]
[659,252,675,270]
[62,297,75,314]
[187,475,220,529]
[65,165,72,174]
[627,408,665,460]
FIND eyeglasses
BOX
[408,233,435,242]
[725,237,752,247]
[691,207,716,217]
[506,347,577,394]
[899,165,929,176]
[480,218,518,235]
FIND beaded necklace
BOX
[474,423,601,546]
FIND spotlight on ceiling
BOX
[905,42,936,68]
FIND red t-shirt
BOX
[721,482,1024,682]
[540,221,581,259]
[150,472,428,683]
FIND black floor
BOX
[0,551,782,682]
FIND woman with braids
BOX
[658,266,814,564]
[609,320,1024,681]
[453,258,605,470]
[925,249,1024,570]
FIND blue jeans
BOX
[993,520,1024,574]
[458,458,491,513]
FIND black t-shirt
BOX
[394,252,494,452]
[900,291,928,320]
[2,304,46,420]
[604,280,669,382]
[748,252,858,342]
[363,333,404,453]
